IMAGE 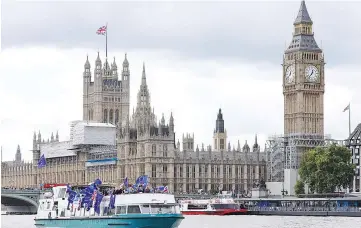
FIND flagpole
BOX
[106,22,108,60]
[349,103,351,136]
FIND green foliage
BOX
[299,144,355,194]
[294,180,305,196]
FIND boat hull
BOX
[34,214,184,228]
[181,209,247,216]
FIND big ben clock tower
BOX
[283,0,325,136]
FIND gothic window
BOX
[163,165,167,173]
[220,139,225,150]
[152,144,156,156]
[103,109,108,123]
[152,165,156,178]
[163,145,167,157]
[109,109,114,123]
[114,109,119,124]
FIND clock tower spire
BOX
[283,0,325,135]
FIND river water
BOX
[1,215,361,228]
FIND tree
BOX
[294,180,305,196]
[299,144,355,194]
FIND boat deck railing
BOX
[247,206,361,212]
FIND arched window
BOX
[152,144,156,156]
[109,109,114,123]
[163,144,167,157]
[115,109,119,124]
[103,109,108,123]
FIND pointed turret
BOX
[237,140,241,152]
[228,141,231,151]
[161,113,165,126]
[112,57,117,69]
[84,55,91,69]
[51,132,54,142]
[169,112,174,132]
[213,108,227,151]
[15,145,21,162]
[37,131,42,143]
[123,53,129,67]
[243,140,250,153]
[215,108,225,133]
[141,62,147,86]
[95,51,102,65]
[56,131,59,141]
[294,1,312,25]
[253,134,259,152]
[33,131,36,141]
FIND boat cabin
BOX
[36,186,180,219]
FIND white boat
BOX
[34,185,184,228]
[179,193,247,216]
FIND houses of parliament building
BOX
[1,53,266,193]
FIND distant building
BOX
[346,123,361,192]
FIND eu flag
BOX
[38,154,46,168]
[124,177,129,188]
[135,175,148,188]
[94,193,104,214]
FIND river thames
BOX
[2,215,361,228]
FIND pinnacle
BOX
[294,0,313,25]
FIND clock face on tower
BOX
[305,65,319,82]
[285,65,295,84]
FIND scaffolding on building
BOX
[266,135,285,182]
[266,133,332,182]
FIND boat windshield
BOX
[114,204,177,215]
[147,204,177,214]
[212,203,240,209]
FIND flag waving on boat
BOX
[38,154,46,168]
[94,192,104,215]
[124,177,129,188]
[135,175,148,188]
[109,193,116,209]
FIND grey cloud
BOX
[2,1,361,66]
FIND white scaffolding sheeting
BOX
[72,122,116,146]
[40,141,75,158]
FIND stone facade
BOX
[1,55,266,194]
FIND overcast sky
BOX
[1,0,360,161]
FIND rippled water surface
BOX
[2,215,361,228]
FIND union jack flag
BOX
[163,186,168,193]
[91,190,97,201]
[96,26,107,35]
